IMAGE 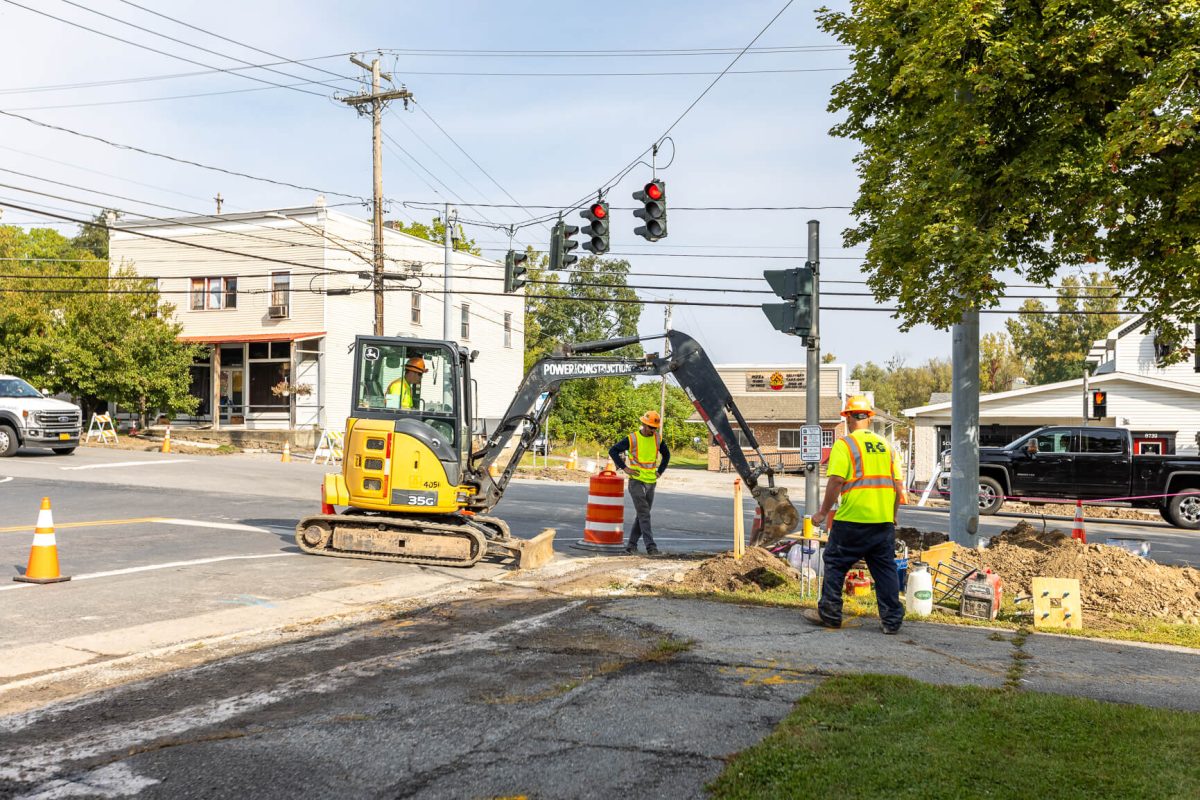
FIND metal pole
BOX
[443,202,453,341]
[1082,367,1090,426]
[370,58,384,336]
[658,300,672,424]
[950,308,981,546]
[805,220,820,518]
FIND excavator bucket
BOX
[750,486,800,547]
[493,528,557,570]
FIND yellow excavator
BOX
[295,330,800,569]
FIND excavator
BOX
[295,330,800,569]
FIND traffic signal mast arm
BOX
[468,330,799,542]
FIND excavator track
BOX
[295,513,489,568]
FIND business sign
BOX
[746,370,805,392]
[801,424,823,463]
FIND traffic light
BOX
[550,220,580,271]
[632,179,667,242]
[504,249,528,293]
[761,267,815,338]
[1092,390,1107,419]
[581,201,610,255]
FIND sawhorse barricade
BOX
[312,429,344,465]
[85,413,119,445]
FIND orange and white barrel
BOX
[571,469,627,552]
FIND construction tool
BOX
[296,330,799,569]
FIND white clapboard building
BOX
[110,203,524,435]
[904,317,1200,486]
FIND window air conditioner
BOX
[268,304,289,319]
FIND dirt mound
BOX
[988,520,1072,551]
[895,527,948,550]
[973,538,1200,623]
[675,547,800,594]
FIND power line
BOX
[368,67,849,78]
[408,200,853,212]
[0,110,365,201]
[0,0,330,98]
[379,45,847,57]
[2,78,353,112]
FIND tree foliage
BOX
[978,331,1026,394]
[386,216,480,256]
[1005,273,1120,385]
[0,225,200,422]
[851,357,952,417]
[819,0,1199,357]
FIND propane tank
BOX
[906,562,934,615]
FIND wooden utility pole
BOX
[214,193,223,214]
[341,56,411,336]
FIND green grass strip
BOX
[709,674,1200,800]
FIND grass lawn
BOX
[709,674,1200,800]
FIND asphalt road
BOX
[1,445,1195,654]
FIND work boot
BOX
[646,546,661,556]
[624,546,637,555]
[881,623,901,635]
[803,609,841,629]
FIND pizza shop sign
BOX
[746,370,805,392]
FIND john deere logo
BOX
[769,371,785,391]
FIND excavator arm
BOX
[468,330,799,544]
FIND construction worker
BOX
[609,410,671,555]
[386,356,427,410]
[809,395,905,634]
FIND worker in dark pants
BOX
[809,396,905,634]
[608,410,671,555]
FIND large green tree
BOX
[819,0,1199,357]
[0,225,200,422]
[385,216,480,256]
[1005,273,1120,385]
[851,356,953,416]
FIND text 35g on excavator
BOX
[296,330,800,569]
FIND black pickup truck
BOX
[956,426,1200,529]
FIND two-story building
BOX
[110,202,525,440]
[904,318,1200,487]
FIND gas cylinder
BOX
[906,563,933,615]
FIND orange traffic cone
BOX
[281,441,292,463]
[161,425,172,454]
[14,497,70,584]
[1072,500,1088,544]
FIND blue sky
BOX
[0,0,1015,369]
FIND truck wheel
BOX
[0,425,17,457]
[977,477,1005,515]
[52,447,76,455]
[1166,490,1200,530]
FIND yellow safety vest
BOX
[387,380,415,409]
[627,431,661,484]
[830,429,897,523]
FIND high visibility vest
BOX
[832,429,898,523]
[387,379,415,409]
[627,431,661,484]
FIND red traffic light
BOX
[590,203,607,219]
[645,181,663,201]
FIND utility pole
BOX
[442,203,457,341]
[341,55,411,336]
[805,220,821,520]
[214,193,223,214]
[950,309,981,547]
[658,300,673,425]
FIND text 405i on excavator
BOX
[296,330,800,569]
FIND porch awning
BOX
[179,331,325,344]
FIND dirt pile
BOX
[675,547,800,594]
[969,522,1200,623]
[1002,501,1159,521]
[987,520,1072,551]
[896,527,948,550]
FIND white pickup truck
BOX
[0,375,82,457]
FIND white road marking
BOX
[16,762,158,800]
[156,518,273,533]
[59,459,193,471]
[0,477,13,484]
[0,553,297,593]
[0,602,583,783]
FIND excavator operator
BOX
[386,356,427,410]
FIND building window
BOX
[778,429,801,449]
[270,272,290,308]
[247,341,291,411]
[191,276,237,310]
[822,429,834,448]
[503,312,512,348]
[460,303,470,340]
[411,292,421,325]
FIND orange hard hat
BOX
[841,394,875,417]
[639,410,662,429]
[405,356,428,374]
